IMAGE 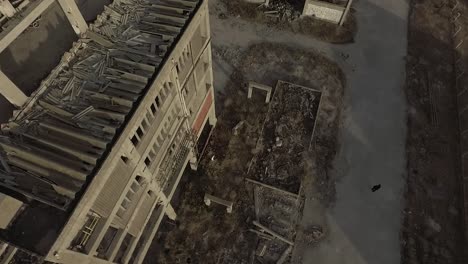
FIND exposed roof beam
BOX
[39,122,108,149]
[0,141,88,181]
[0,70,27,107]
[23,133,99,164]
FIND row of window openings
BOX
[143,105,182,168]
[131,82,174,147]
[116,176,155,218]
[175,46,192,75]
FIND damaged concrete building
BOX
[0,0,216,263]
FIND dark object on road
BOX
[371,184,381,192]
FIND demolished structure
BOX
[0,0,216,263]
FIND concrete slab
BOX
[0,194,23,229]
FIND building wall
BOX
[45,1,215,264]
[302,0,345,24]
[0,194,23,229]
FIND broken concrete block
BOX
[204,193,233,213]
[276,246,292,264]
[247,81,272,103]
[255,241,267,256]
[232,120,245,136]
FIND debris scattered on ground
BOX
[232,120,246,136]
[144,43,344,264]
[218,0,357,43]
[300,225,324,245]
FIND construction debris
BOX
[253,186,260,220]
[255,241,267,257]
[252,221,294,246]
[152,43,344,263]
[245,178,299,199]
[276,245,292,264]
[232,120,246,136]
[301,226,324,244]
[248,81,322,194]
[248,228,274,240]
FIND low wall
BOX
[302,0,345,24]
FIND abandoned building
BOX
[0,0,215,263]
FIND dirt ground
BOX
[144,42,344,264]
[402,0,465,263]
[218,0,357,44]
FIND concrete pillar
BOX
[0,0,16,18]
[0,246,17,264]
[189,151,198,171]
[247,85,253,99]
[340,0,354,26]
[0,70,27,108]
[165,203,177,220]
[57,0,88,35]
[106,228,127,261]
[83,217,108,254]
[208,105,217,126]
[0,243,7,257]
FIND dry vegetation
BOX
[144,42,344,264]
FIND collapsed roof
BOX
[0,0,201,210]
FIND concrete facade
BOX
[0,194,22,229]
[302,0,345,24]
[0,0,215,263]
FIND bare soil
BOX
[402,0,465,263]
[144,42,344,264]
[219,0,357,44]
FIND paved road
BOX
[209,0,409,263]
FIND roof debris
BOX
[0,0,200,209]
